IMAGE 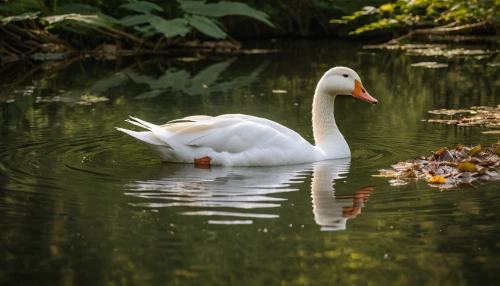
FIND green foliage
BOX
[332,0,500,35]
[55,4,99,15]
[115,0,274,40]
[180,1,274,28]
[119,0,163,14]
[148,16,190,38]
[187,15,226,39]
[0,0,275,51]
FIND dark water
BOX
[1,40,500,285]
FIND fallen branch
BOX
[364,21,489,49]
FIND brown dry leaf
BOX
[428,175,447,184]
[455,144,463,152]
[371,173,399,178]
[434,147,447,157]
[478,168,488,175]
[457,161,477,173]
[401,170,417,178]
[478,161,495,166]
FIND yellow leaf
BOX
[428,175,446,184]
[380,3,395,12]
[468,144,481,157]
[457,162,477,173]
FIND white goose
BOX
[117,67,377,166]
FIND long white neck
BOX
[312,90,350,158]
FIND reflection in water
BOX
[311,161,375,231]
[125,159,374,230]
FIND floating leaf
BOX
[468,145,481,157]
[400,170,417,178]
[457,162,477,173]
[373,143,500,189]
[428,175,447,184]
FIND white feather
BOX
[117,67,376,166]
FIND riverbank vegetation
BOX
[1,0,499,60]
[334,0,500,47]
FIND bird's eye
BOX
[342,74,348,78]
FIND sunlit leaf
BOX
[468,145,482,157]
[379,3,395,12]
[42,14,111,27]
[428,175,447,184]
[1,12,39,23]
[329,19,347,24]
[180,1,274,28]
[457,162,477,173]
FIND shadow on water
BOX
[125,159,374,231]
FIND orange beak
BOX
[352,79,377,104]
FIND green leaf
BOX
[149,16,190,38]
[180,1,274,28]
[119,14,151,26]
[188,15,226,39]
[133,25,157,38]
[55,4,97,15]
[119,0,163,14]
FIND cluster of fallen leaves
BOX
[373,144,500,189]
[427,105,500,127]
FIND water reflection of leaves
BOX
[129,60,268,99]
[125,159,375,231]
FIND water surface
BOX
[1,40,500,285]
